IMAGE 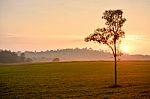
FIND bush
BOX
[52,58,60,62]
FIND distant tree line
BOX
[24,48,112,62]
[0,50,32,63]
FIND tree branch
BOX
[105,43,115,57]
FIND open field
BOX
[0,61,150,99]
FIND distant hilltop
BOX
[1,48,150,63]
[22,48,150,62]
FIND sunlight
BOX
[120,45,129,53]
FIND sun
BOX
[120,45,129,53]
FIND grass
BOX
[0,61,150,98]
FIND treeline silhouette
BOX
[24,48,150,62]
[1,48,150,63]
[24,48,112,62]
[0,50,32,63]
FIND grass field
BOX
[0,61,150,99]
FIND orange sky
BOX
[0,0,150,54]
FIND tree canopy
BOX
[85,9,126,56]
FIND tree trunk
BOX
[114,39,117,86]
[114,52,117,86]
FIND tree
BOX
[52,58,60,62]
[85,9,126,86]
[20,53,25,62]
[0,50,26,63]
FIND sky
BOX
[0,0,150,55]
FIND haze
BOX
[0,0,150,55]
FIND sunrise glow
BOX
[120,45,129,53]
[0,0,150,54]
[0,1,150,98]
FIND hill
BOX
[23,48,150,62]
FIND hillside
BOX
[23,48,150,62]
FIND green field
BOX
[0,61,150,99]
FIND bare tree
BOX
[85,9,126,86]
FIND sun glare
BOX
[120,45,129,53]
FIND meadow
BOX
[0,61,150,99]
